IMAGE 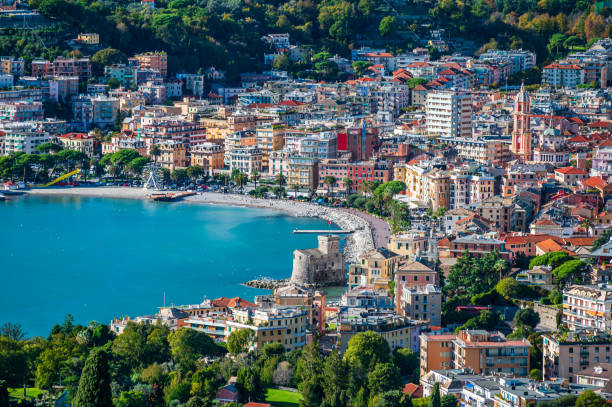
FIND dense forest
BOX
[0,0,609,82]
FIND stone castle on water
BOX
[290,235,345,286]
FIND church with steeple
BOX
[511,83,532,162]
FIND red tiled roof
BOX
[278,100,305,106]
[211,297,256,308]
[568,135,589,143]
[555,166,588,175]
[589,121,612,128]
[583,176,607,189]
[403,383,423,398]
[536,238,564,253]
[544,63,582,70]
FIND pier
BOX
[150,191,196,202]
[293,229,354,234]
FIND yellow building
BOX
[57,132,96,157]
[228,307,308,350]
[256,124,285,169]
[348,248,401,291]
[157,141,187,170]
[287,156,318,192]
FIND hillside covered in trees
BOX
[1,0,610,82]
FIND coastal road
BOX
[340,208,390,249]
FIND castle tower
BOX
[318,235,340,255]
[511,83,532,161]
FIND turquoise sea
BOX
[0,194,333,337]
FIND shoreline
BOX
[24,186,378,263]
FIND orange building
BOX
[420,330,530,377]
[420,333,456,376]
[133,51,168,76]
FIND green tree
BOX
[393,348,419,382]
[576,391,606,407]
[514,308,540,330]
[72,349,113,407]
[592,229,612,251]
[236,366,265,402]
[529,369,542,381]
[344,331,390,372]
[91,48,127,76]
[168,328,216,370]
[116,390,148,407]
[368,362,402,395]
[343,177,354,195]
[324,175,337,198]
[429,382,441,407]
[322,350,348,407]
[352,61,371,77]
[227,328,253,356]
[0,380,7,407]
[495,277,520,298]
[112,324,145,370]
[552,259,586,286]
[441,394,458,407]
[379,16,397,37]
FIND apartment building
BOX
[337,308,425,354]
[318,154,391,194]
[0,101,43,122]
[52,57,91,80]
[399,284,442,326]
[190,142,224,173]
[287,155,318,191]
[131,51,168,76]
[563,284,612,333]
[542,63,585,88]
[256,124,285,167]
[421,330,530,377]
[441,136,511,164]
[426,90,472,138]
[1,123,50,154]
[347,248,401,291]
[446,234,511,260]
[157,140,188,170]
[229,146,263,176]
[229,307,308,350]
[57,132,96,157]
[420,333,456,376]
[0,56,24,75]
[543,332,612,382]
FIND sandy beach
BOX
[25,187,381,262]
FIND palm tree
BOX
[150,145,161,163]
[251,170,261,189]
[291,184,300,197]
[275,173,286,188]
[493,259,508,282]
[324,175,337,199]
[343,177,354,196]
[236,173,248,190]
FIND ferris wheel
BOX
[143,163,162,190]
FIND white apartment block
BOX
[229,146,262,176]
[563,284,612,333]
[426,90,472,138]
[542,63,585,88]
[1,123,50,154]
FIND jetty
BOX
[150,191,195,202]
[293,229,354,234]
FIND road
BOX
[340,208,391,249]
